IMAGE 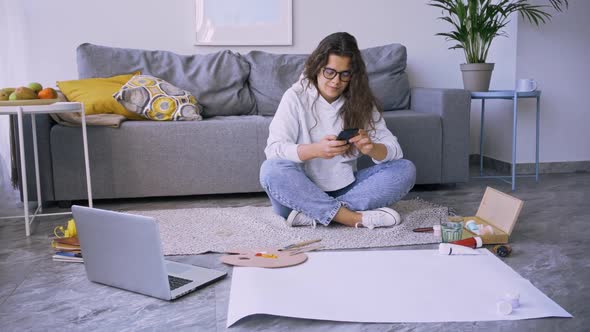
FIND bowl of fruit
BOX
[0,82,59,106]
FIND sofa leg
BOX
[57,200,73,209]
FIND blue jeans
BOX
[259,158,416,226]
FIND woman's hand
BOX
[349,129,374,155]
[314,135,349,159]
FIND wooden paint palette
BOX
[221,248,308,268]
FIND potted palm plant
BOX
[429,0,568,91]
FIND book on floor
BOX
[51,236,82,263]
[52,251,83,263]
[52,242,81,251]
[51,236,81,252]
[53,236,80,246]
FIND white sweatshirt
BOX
[264,79,403,191]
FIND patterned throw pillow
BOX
[113,75,202,121]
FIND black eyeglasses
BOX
[322,67,352,82]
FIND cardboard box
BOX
[448,187,524,245]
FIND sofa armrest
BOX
[411,87,471,183]
[11,113,56,203]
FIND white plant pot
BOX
[460,63,495,92]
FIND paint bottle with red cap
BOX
[450,236,483,249]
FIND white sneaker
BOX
[286,210,317,227]
[358,207,401,229]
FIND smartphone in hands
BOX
[336,128,359,144]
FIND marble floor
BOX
[0,168,588,331]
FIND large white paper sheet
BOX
[227,249,571,326]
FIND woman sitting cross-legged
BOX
[259,32,416,229]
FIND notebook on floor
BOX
[72,205,226,301]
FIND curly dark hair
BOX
[303,32,382,135]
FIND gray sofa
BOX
[13,43,470,203]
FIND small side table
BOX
[471,90,541,191]
[0,102,93,236]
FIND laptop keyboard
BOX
[168,275,193,290]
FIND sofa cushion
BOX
[57,72,143,120]
[113,75,202,121]
[50,116,268,199]
[243,52,307,116]
[76,43,256,117]
[362,44,410,111]
[243,43,411,116]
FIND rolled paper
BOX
[438,243,481,255]
[450,236,483,249]
[497,300,513,315]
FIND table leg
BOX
[80,105,93,207]
[31,114,42,213]
[512,93,518,191]
[17,108,30,236]
[536,96,540,182]
[480,99,485,176]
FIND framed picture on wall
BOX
[195,0,293,46]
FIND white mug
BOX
[516,78,537,92]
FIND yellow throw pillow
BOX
[113,75,202,121]
[57,72,143,120]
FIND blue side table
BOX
[471,90,541,191]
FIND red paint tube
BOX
[450,236,483,249]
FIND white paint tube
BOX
[438,243,481,255]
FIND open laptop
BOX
[72,205,226,301]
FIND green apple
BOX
[27,82,43,93]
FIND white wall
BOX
[3,0,488,86]
[514,0,590,163]
[0,0,29,188]
[2,0,583,178]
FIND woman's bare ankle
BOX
[332,207,362,227]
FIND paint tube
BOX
[450,236,483,249]
[438,243,481,255]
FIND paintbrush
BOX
[279,238,322,251]
[288,245,325,256]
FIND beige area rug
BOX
[127,199,447,255]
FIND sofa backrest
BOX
[76,43,256,117]
[76,43,410,117]
[243,43,411,116]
